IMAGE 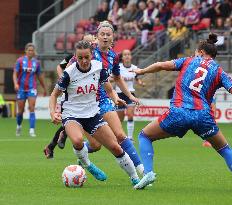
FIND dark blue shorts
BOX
[99,98,116,116]
[116,92,135,111]
[62,113,107,136]
[158,107,219,140]
[17,89,37,100]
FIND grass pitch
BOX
[0,118,231,205]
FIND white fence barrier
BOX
[24,97,232,123]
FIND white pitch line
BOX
[0,138,49,142]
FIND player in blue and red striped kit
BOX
[13,43,46,137]
[132,33,232,189]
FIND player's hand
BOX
[50,112,62,124]
[14,84,19,92]
[130,68,144,75]
[115,98,127,107]
[129,95,140,105]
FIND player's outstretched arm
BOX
[133,60,175,75]
[49,87,62,124]
[104,81,126,107]
[113,75,140,104]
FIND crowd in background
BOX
[82,0,232,43]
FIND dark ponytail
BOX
[197,33,218,58]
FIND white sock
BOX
[73,144,90,167]
[115,152,139,180]
[127,120,134,140]
[136,164,144,176]
[17,125,21,129]
[29,128,35,133]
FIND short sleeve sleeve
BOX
[99,69,109,84]
[55,71,70,91]
[172,57,187,71]
[220,69,232,92]
[112,55,120,76]
[14,59,20,72]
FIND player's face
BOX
[122,50,132,64]
[25,46,35,59]
[75,48,92,71]
[97,27,113,50]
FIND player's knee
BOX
[109,143,123,156]
[114,131,126,143]
[72,139,83,150]
[90,142,102,152]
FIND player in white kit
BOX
[49,41,140,185]
[116,49,145,141]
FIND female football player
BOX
[13,43,46,137]
[115,49,145,141]
[49,40,140,185]
[132,33,232,189]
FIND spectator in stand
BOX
[152,17,165,33]
[215,0,232,19]
[107,1,123,30]
[85,16,99,35]
[94,1,109,22]
[184,1,200,28]
[138,0,159,46]
[133,1,147,32]
[169,20,188,40]
[156,1,172,26]
[184,0,200,10]
[167,18,176,35]
[121,2,138,32]
[171,0,186,23]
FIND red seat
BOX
[192,18,211,31]
[113,39,137,54]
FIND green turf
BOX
[0,118,231,205]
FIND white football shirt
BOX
[115,63,137,93]
[56,60,108,118]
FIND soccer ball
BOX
[62,165,87,188]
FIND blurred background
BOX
[0,0,232,121]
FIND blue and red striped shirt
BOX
[14,56,41,91]
[171,56,232,110]
[92,46,120,101]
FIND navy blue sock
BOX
[29,112,35,128]
[120,137,141,167]
[217,144,232,171]
[16,113,23,126]
[84,141,96,153]
[138,131,154,174]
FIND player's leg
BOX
[194,110,232,172]
[57,129,67,149]
[16,99,26,136]
[135,108,183,189]
[134,119,173,189]
[116,109,125,122]
[28,96,36,137]
[64,120,106,181]
[103,111,144,175]
[43,126,64,159]
[206,130,232,172]
[92,123,139,185]
[84,130,102,153]
[16,90,26,136]
[126,105,135,141]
